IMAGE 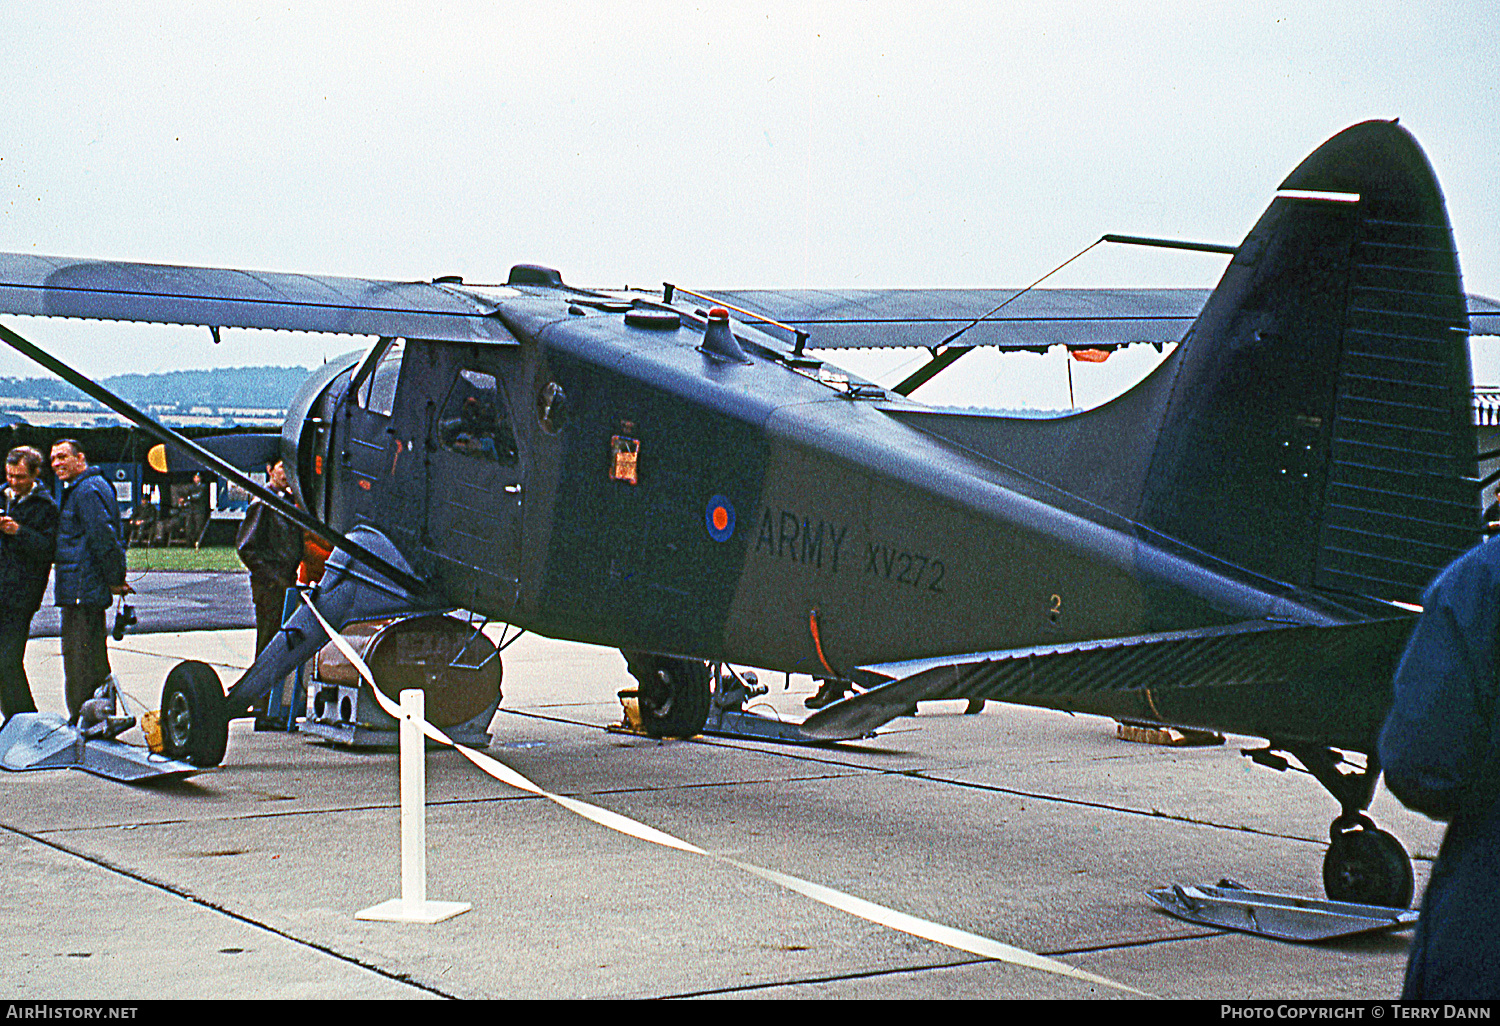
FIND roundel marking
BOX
[705,494,735,542]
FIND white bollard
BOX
[356,688,471,924]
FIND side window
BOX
[438,369,518,464]
[357,338,406,416]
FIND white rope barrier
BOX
[304,595,1149,997]
[354,686,471,924]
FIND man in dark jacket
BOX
[0,446,58,720]
[1379,539,1500,999]
[179,472,209,548]
[50,439,131,720]
[236,460,303,655]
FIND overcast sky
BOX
[2,2,1496,408]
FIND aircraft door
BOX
[424,365,524,613]
[336,339,411,528]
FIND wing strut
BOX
[892,234,1236,396]
[893,239,1106,395]
[0,320,429,597]
[892,343,977,396]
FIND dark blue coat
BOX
[1379,538,1500,999]
[0,484,57,612]
[53,466,126,609]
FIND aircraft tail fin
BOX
[1138,120,1478,605]
[889,122,1476,605]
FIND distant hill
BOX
[105,367,311,409]
[0,366,311,410]
[0,376,82,402]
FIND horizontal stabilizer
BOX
[802,617,1416,749]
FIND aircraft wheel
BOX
[1323,817,1414,908]
[160,661,229,767]
[624,653,710,738]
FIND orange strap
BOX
[808,608,837,678]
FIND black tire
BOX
[624,652,710,739]
[1323,824,1414,908]
[160,661,229,767]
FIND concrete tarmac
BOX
[0,626,1445,1000]
[29,570,253,638]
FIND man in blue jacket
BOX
[50,439,131,720]
[0,446,57,720]
[1379,538,1500,999]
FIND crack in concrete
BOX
[902,769,1329,847]
[0,823,457,1000]
[4,700,1411,999]
[658,929,1222,999]
[24,770,868,836]
[22,707,1429,868]
[494,706,1428,858]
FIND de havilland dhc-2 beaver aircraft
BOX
[1,120,1498,910]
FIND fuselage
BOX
[291,284,1360,682]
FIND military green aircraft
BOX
[1,120,1496,909]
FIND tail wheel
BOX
[161,661,229,767]
[1323,816,1414,908]
[624,653,710,739]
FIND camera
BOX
[112,603,137,641]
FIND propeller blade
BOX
[146,433,283,474]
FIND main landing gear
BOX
[1245,745,1414,908]
[623,652,712,739]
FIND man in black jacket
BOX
[51,439,131,720]
[0,446,58,720]
[236,461,303,655]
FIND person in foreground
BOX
[50,439,131,720]
[236,460,303,656]
[1379,537,1500,999]
[0,446,57,720]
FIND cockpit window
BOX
[356,338,405,416]
[439,369,518,464]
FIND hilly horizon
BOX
[0,366,311,410]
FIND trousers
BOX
[61,606,110,719]
[0,606,38,720]
[250,575,293,656]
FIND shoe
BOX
[804,679,850,709]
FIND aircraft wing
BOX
[802,617,1416,750]
[2,254,1491,348]
[0,253,517,343]
[704,288,1500,350]
[1472,293,1500,335]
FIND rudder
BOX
[1140,120,1477,605]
